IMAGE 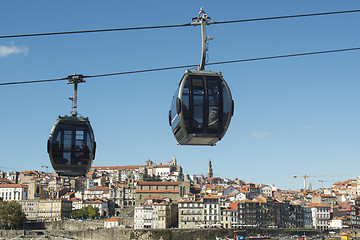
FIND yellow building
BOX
[37,198,72,222]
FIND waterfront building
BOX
[203,194,220,228]
[220,207,237,229]
[308,203,330,230]
[178,198,203,228]
[18,199,39,221]
[37,198,72,222]
[104,217,124,228]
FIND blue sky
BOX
[1,1,360,190]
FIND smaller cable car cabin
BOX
[47,115,96,176]
[169,70,234,146]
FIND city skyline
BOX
[1,0,360,190]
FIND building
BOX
[241,183,260,200]
[178,198,203,228]
[0,184,28,201]
[308,203,330,230]
[109,173,136,212]
[203,194,220,228]
[18,199,39,221]
[329,217,346,229]
[134,204,158,229]
[311,194,337,209]
[104,217,124,228]
[237,199,259,227]
[259,185,272,197]
[303,206,313,229]
[24,198,72,222]
[207,160,213,178]
[134,197,177,229]
[135,181,189,205]
[83,186,110,200]
[220,207,237,229]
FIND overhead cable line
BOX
[1,46,359,86]
[212,9,360,25]
[0,9,359,39]
[0,23,192,39]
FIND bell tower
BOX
[207,159,213,178]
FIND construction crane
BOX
[293,175,317,195]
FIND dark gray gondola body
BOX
[47,115,96,176]
[169,70,234,146]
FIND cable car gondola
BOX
[47,74,96,176]
[169,8,234,146]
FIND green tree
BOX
[70,205,99,219]
[0,201,26,229]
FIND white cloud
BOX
[0,43,28,58]
[251,132,270,139]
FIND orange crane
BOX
[293,175,317,195]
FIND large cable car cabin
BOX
[169,70,234,146]
[169,8,234,146]
[47,74,96,176]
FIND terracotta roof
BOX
[93,165,150,171]
[70,198,83,202]
[0,178,13,184]
[87,186,109,191]
[0,184,28,188]
[308,203,330,208]
[156,165,170,168]
[112,183,127,188]
[203,194,218,199]
[136,190,179,193]
[105,217,123,222]
[137,181,182,186]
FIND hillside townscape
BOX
[0,157,359,235]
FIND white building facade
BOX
[0,184,28,201]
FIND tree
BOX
[0,201,26,229]
[70,205,99,219]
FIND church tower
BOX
[207,159,213,178]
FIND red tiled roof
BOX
[0,178,13,184]
[105,217,123,222]
[137,181,182,186]
[0,184,28,188]
[136,190,179,193]
[308,203,330,208]
[156,165,170,168]
[93,165,150,171]
[203,194,218,199]
[87,186,109,191]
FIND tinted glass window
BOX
[192,77,204,133]
[207,77,221,131]
[222,83,230,128]
[51,124,92,166]
[182,78,191,130]
[170,87,180,132]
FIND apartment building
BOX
[178,199,203,228]
[308,203,330,230]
